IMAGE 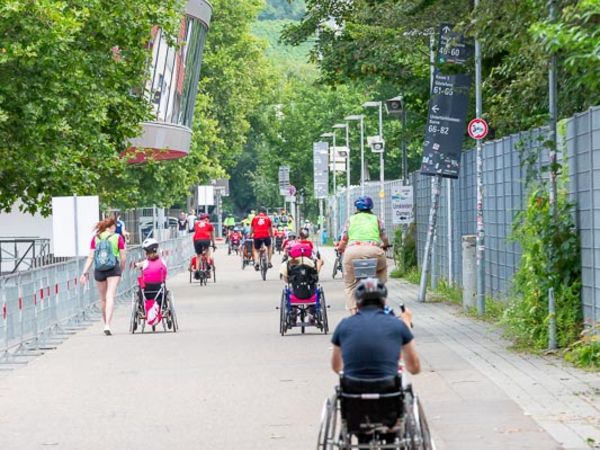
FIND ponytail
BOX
[94,218,116,236]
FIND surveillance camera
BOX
[385,96,404,116]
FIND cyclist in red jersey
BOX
[250,206,274,270]
[193,213,215,272]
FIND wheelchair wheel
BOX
[403,388,429,450]
[417,396,435,450]
[213,268,216,283]
[319,288,329,335]
[317,395,338,450]
[332,260,338,279]
[129,293,138,334]
[189,270,192,283]
[300,308,306,334]
[279,291,286,336]
[168,292,178,333]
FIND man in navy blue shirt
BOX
[331,278,420,377]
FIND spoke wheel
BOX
[129,293,138,334]
[320,288,329,335]
[279,291,286,336]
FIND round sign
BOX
[468,118,489,140]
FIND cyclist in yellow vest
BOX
[337,196,390,314]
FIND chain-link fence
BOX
[0,236,190,361]
[332,106,600,329]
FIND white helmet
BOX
[142,238,159,252]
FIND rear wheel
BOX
[260,252,267,281]
[279,291,286,336]
[129,293,138,334]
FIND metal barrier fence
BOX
[0,236,190,362]
[332,106,600,329]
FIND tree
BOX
[0,0,182,214]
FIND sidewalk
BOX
[386,277,600,450]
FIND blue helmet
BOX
[354,196,374,211]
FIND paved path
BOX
[0,246,598,449]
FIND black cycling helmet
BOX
[259,206,267,213]
[354,196,374,211]
[354,277,387,307]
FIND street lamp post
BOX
[321,131,337,240]
[363,101,385,221]
[333,123,351,221]
[345,115,365,195]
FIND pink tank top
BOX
[141,258,168,284]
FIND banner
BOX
[420,24,472,178]
[313,142,329,199]
[391,186,414,225]
[278,166,290,196]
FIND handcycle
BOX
[228,237,241,255]
[190,246,216,286]
[275,235,284,254]
[129,282,179,334]
[277,259,329,335]
[332,247,344,279]
[241,238,254,270]
[317,372,435,449]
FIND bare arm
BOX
[331,345,343,374]
[119,248,127,271]
[402,340,421,375]
[80,249,95,283]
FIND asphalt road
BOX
[0,245,568,449]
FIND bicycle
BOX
[191,246,216,285]
[259,243,269,281]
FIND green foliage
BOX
[433,279,463,305]
[564,327,600,370]
[391,223,417,277]
[283,0,600,140]
[252,19,316,76]
[505,186,582,349]
[0,0,183,214]
[259,0,306,21]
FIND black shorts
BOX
[194,240,211,254]
[253,237,272,250]
[94,265,122,282]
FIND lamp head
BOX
[385,96,404,116]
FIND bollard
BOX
[548,288,557,350]
[462,235,477,310]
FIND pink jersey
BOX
[141,258,168,284]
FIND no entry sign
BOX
[468,118,489,140]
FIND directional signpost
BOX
[278,166,290,196]
[420,24,472,178]
[313,142,329,199]
[418,24,473,303]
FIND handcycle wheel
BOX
[332,258,337,279]
[213,267,216,283]
[129,293,138,334]
[241,257,245,270]
[189,270,192,283]
[279,291,286,336]
[300,308,306,334]
[320,288,329,335]
[228,246,231,255]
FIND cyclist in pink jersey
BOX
[135,239,168,305]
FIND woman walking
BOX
[80,218,127,335]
